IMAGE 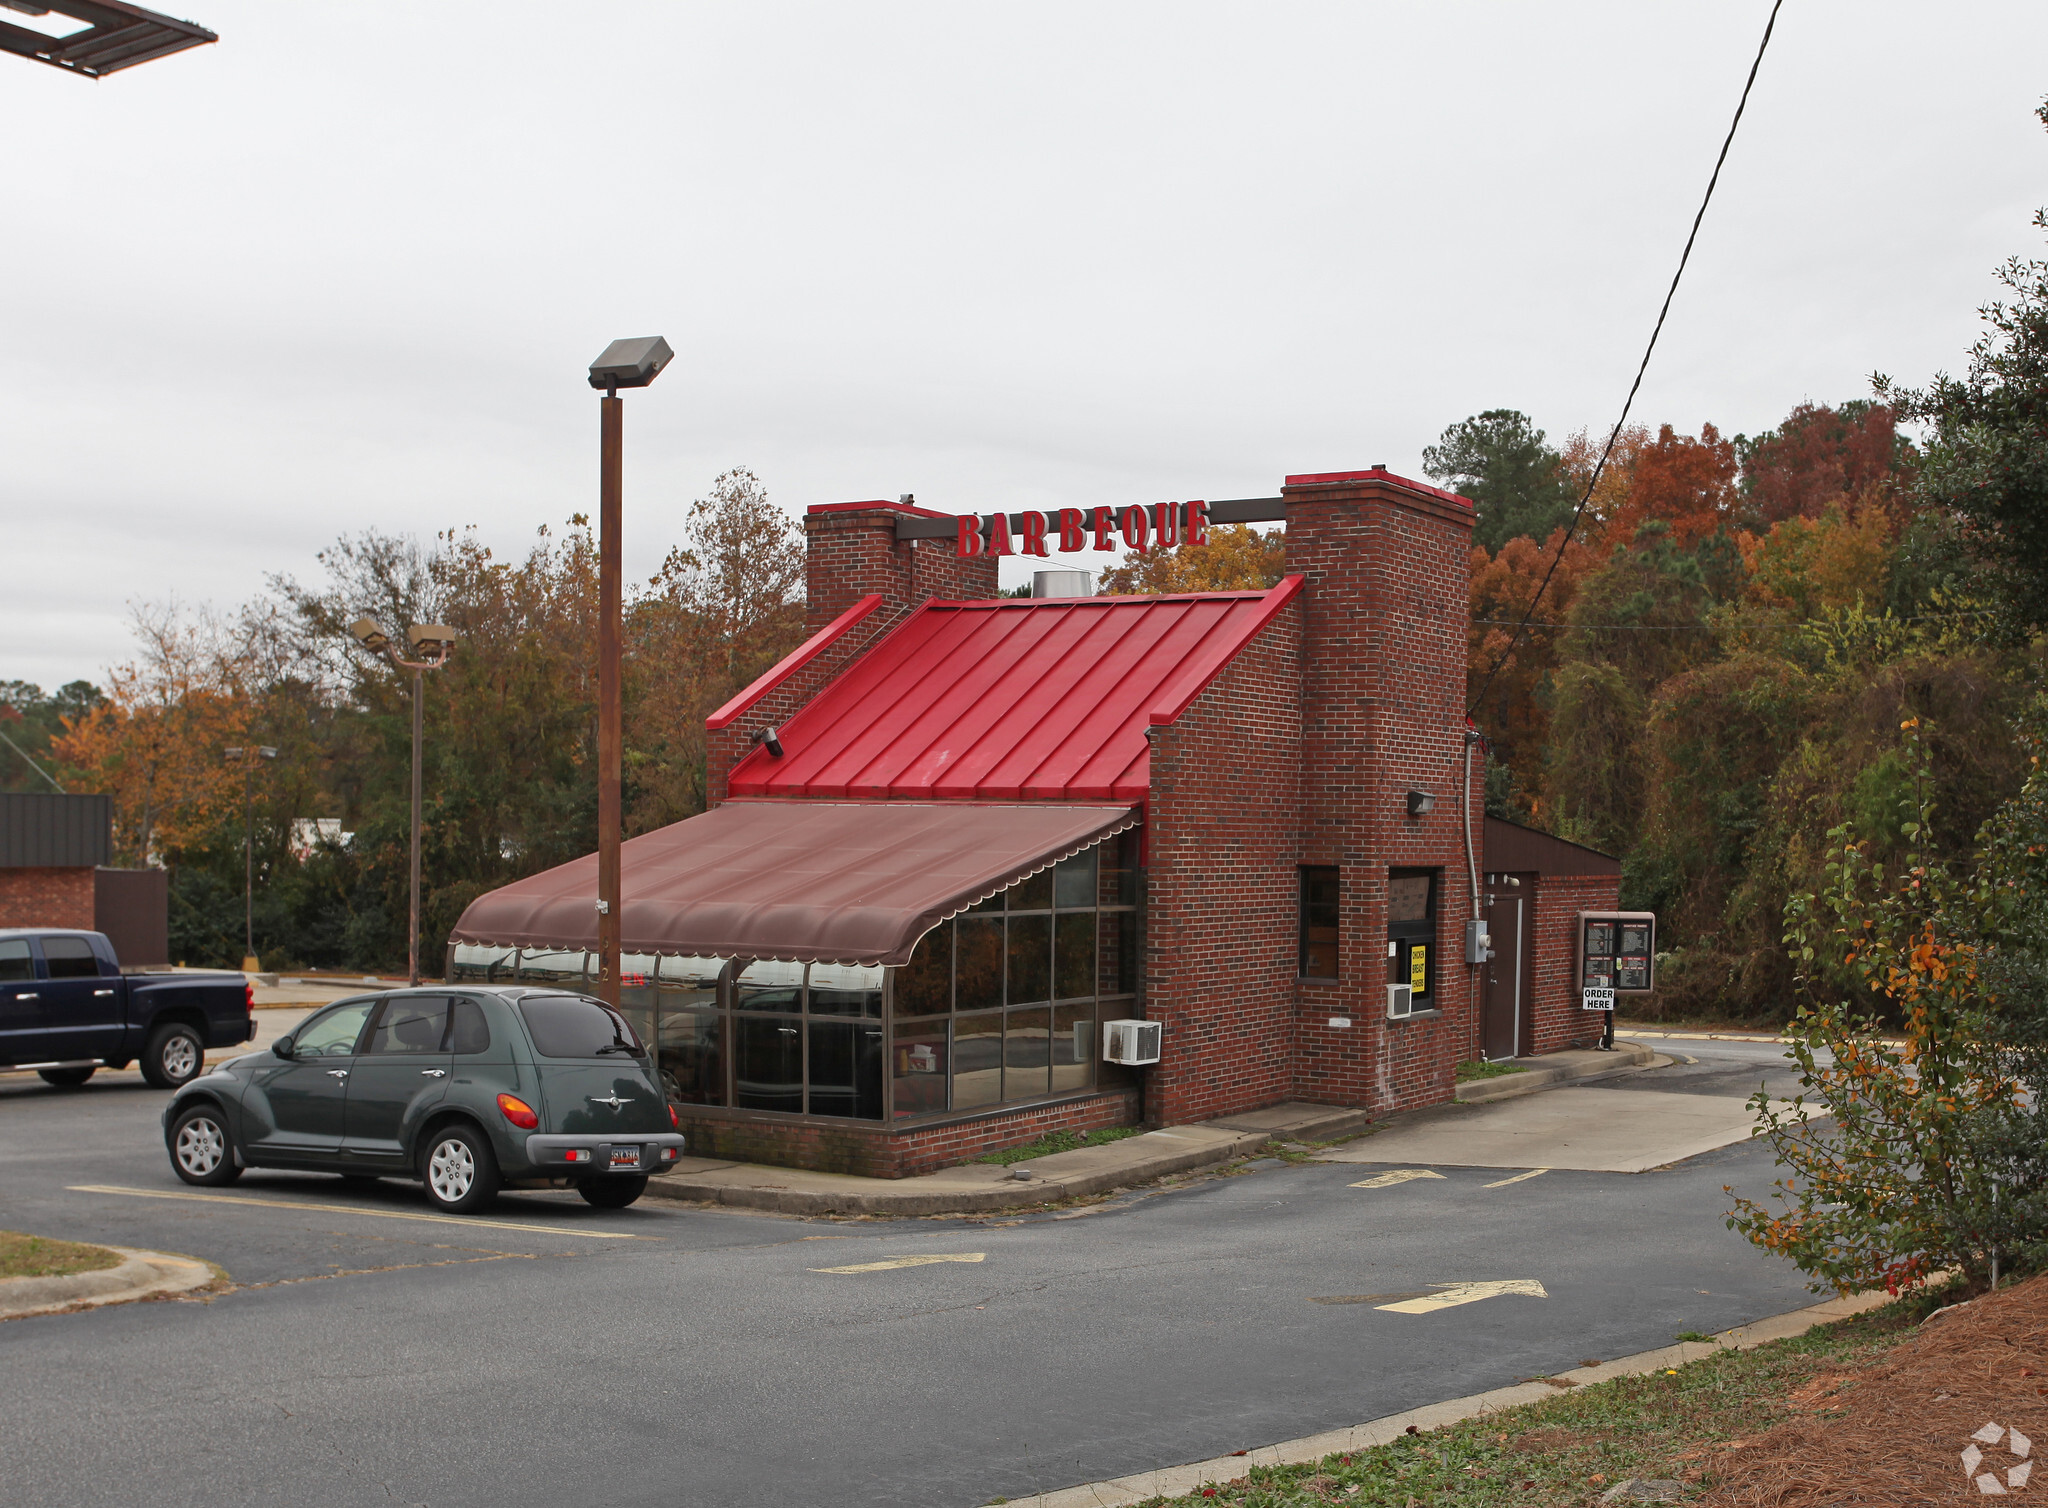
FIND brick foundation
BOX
[0,867,95,930]
[676,1088,1142,1178]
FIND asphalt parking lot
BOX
[2,1045,1821,1508]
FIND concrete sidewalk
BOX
[645,1101,1373,1217]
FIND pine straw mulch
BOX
[1697,1271,2048,1506]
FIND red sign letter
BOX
[986,512,1014,557]
[1183,499,1209,548]
[1152,501,1180,549]
[956,514,982,557]
[1091,507,1116,551]
[1120,505,1150,553]
[1020,510,1049,557]
[1057,508,1086,553]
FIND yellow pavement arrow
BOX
[810,1253,987,1274]
[1375,1279,1548,1314]
[1349,1169,1446,1190]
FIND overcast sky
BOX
[6,1,2045,692]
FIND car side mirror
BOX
[272,1038,295,1060]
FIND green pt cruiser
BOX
[161,986,685,1213]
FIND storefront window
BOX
[486,831,1142,1127]
[1387,869,1439,1009]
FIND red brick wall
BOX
[1525,873,1624,1055]
[0,867,95,930]
[706,504,999,806]
[677,1088,1141,1178]
[1145,598,1305,1124]
[1282,473,1481,1115]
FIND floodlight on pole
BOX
[587,336,670,1015]
[223,743,278,972]
[0,0,217,78]
[353,614,457,986]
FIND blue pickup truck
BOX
[0,929,254,1090]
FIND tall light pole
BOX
[222,744,277,972]
[350,618,457,986]
[585,336,673,1008]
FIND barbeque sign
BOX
[955,501,1210,558]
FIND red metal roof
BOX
[724,576,1304,803]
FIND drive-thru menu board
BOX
[1578,911,1656,1010]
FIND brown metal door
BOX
[1481,889,1525,1061]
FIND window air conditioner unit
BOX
[1386,983,1414,1019]
[1102,1019,1162,1066]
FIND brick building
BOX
[0,793,170,966]
[451,469,1622,1176]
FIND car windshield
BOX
[518,995,644,1059]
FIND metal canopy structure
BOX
[0,0,214,78]
[449,800,1138,966]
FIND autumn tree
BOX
[1735,401,1916,529]
[1423,409,1579,552]
[0,680,101,793]
[1097,523,1285,595]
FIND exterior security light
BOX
[587,336,673,391]
[1406,790,1435,817]
[407,623,458,653]
[754,725,785,759]
[348,617,391,652]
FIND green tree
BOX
[1876,99,2048,636]
[1422,409,1578,553]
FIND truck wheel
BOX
[419,1124,500,1214]
[168,1104,243,1186]
[577,1176,648,1210]
[141,1023,205,1089]
[38,1067,95,1088]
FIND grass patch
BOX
[1127,1282,1958,1506]
[976,1127,1143,1166]
[0,1230,122,1281]
[1453,1059,1529,1082]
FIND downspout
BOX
[1461,722,1485,1064]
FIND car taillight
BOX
[669,1104,679,1129]
[564,1148,591,1163]
[245,982,255,1010]
[496,1093,539,1130]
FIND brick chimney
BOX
[705,500,999,805]
[1281,467,1481,1112]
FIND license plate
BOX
[609,1145,641,1169]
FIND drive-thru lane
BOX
[1,1045,1822,1508]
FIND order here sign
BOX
[956,501,1210,558]
[1577,910,1656,1010]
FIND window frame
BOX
[1386,867,1441,1010]
[1298,865,1340,980]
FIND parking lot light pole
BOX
[585,336,672,1009]
[349,618,457,987]
[222,745,277,972]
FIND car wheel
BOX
[141,1022,205,1089]
[419,1125,500,1213]
[577,1176,649,1210]
[38,1067,95,1088]
[168,1104,242,1186]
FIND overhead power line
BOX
[1465,0,1787,717]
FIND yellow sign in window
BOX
[1409,944,1427,994]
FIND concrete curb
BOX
[643,1103,1374,1218]
[1454,1042,1659,1104]
[986,1287,1895,1508]
[0,1246,218,1321]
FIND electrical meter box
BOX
[1576,911,1656,1011]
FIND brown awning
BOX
[448,800,1138,967]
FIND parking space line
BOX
[1482,1168,1550,1189]
[811,1253,986,1273]
[67,1185,657,1239]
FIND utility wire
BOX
[1465,0,1786,716]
